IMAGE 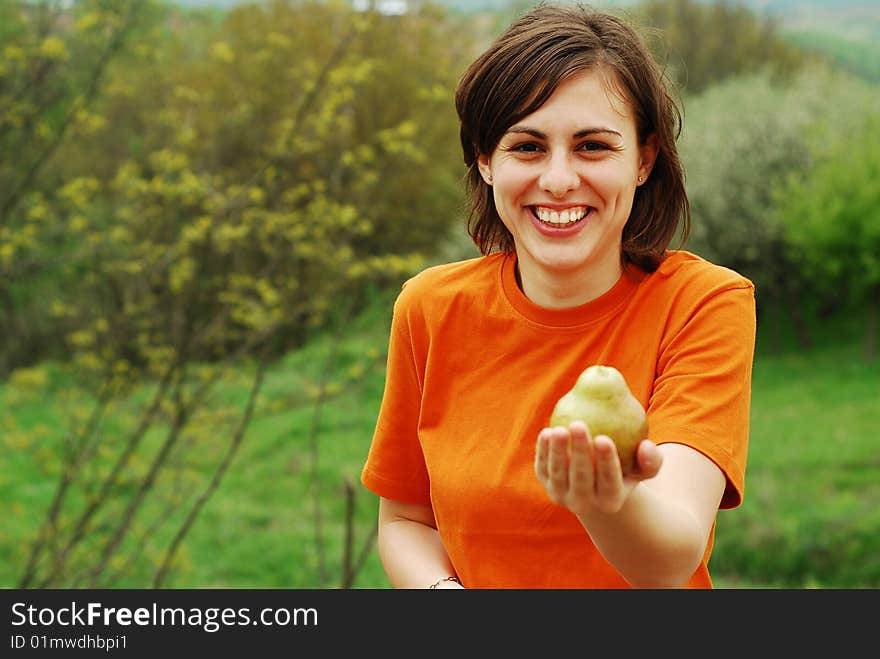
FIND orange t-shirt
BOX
[361,250,756,588]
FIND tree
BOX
[1,0,473,374]
[775,112,880,360]
[633,0,806,93]
[0,0,144,374]
[679,64,879,350]
[8,0,477,588]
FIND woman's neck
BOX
[515,257,623,310]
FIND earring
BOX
[637,176,644,183]
[486,173,493,184]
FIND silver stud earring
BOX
[637,176,644,183]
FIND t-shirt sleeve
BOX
[360,286,432,505]
[648,280,756,509]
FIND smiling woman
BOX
[360,2,757,589]
[476,69,655,307]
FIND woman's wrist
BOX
[428,575,461,589]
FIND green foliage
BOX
[680,68,810,290]
[0,0,145,373]
[0,0,474,588]
[0,0,474,377]
[784,29,880,83]
[773,108,880,357]
[679,65,879,326]
[632,0,807,93]
[775,112,880,307]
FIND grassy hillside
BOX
[1,291,878,589]
[711,309,880,588]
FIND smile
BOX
[530,206,589,227]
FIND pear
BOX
[550,365,648,475]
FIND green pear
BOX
[550,365,648,475]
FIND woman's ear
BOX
[637,133,658,184]
[477,153,493,185]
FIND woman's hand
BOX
[430,577,466,589]
[534,420,662,518]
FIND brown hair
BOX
[454,2,689,271]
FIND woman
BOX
[360,3,756,589]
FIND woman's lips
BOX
[529,205,592,235]
[531,205,589,226]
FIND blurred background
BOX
[1,0,877,589]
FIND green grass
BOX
[1,296,878,589]
[710,311,880,588]
[0,295,397,590]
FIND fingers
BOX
[535,425,580,503]
[534,429,549,481]
[567,421,594,499]
[536,424,658,517]
[592,435,624,512]
[633,439,662,480]
[534,427,562,485]
[547,427,570,493]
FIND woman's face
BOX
[479,68,656,303]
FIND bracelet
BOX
[428,576,461,589]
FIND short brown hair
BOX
[454,2,689,271]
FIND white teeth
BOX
[534,206,587,225]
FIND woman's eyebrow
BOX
[505,125,623,139]
[575,127,622,139]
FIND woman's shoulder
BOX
[653,250,755,296]
[398,253,504,298]
[391,253,505,317]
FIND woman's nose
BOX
[538,153,580,198]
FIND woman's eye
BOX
[579,141,608,152]
[512,142,542,153]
